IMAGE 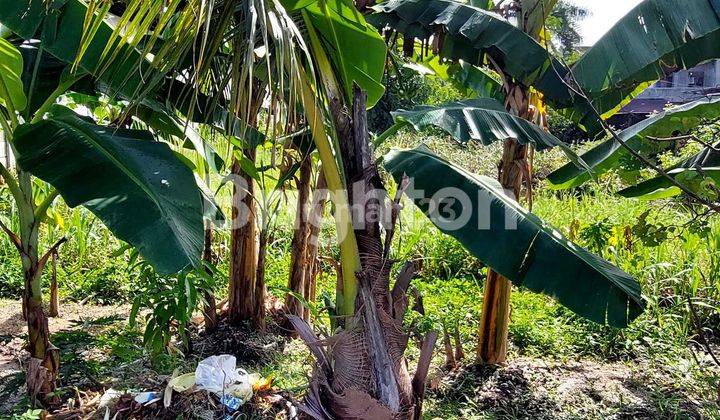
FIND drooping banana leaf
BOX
[618,143,720,200]
[617,167,720,200]
[0,0,156,100]
[383,145,644,327]
[14,105,204,274]
[0,37,27,112]
[287,0,387,107]
[388,98,563,150]
[571,0,720,127]
[369,0,577,108]
[548,96,720,189]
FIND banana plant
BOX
[370,0,720,364]
[548,96,720,189]
[371,0,571,364]
[0,2,208,403]
[617,142,720,200]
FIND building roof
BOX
[617,99,672,115]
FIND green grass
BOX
[1,127,720,417]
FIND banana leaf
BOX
[519,0,558,39]
[0,0,154,100]
[134,100,225,173]
[14,105,204,274]
[389,99,563,150]
[16,39,96,116]
[0,37,27,112]
[383,145,644,327]
[291,0,387,107]
[618,143,720,200]
[159,79,266,149]
[617,167,720,200]
[369,0,577,108]
[571,0,720,125]
[447,61,504,101]
[548,96,720,189]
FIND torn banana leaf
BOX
[383,145,644,328]
[369,0,577,108]
[571,0,720,127]
[548,96,720,189]
[618,143,720,200]
[389,99,564,150]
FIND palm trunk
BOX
[290,87,438,419]
[228,148,259,327]
[286,157,313,320]
[477,82,530,364]
[48,250,59,318]
[302,171,328,322]
[202,222,218,332]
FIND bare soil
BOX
[2,299,718,419]
[0,299,132,415]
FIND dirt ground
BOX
[425,355,711,419]
[0,299,133,415]
[1,298,718,419]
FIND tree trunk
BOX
[228,148,259,327]
[202,222,218,332]
[48,250,59,318]
[477,82,530,364]
[286,156,313,320]
[290,87,439,419]
[18,171,59,406]
[302,171,328,322]
[254,230,267,331]
[443,322,456,369]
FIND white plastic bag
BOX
[195,355,242,394]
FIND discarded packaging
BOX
[195,355,243,394]
[134,391,161,405]
[98,388,123,409]
[168,372,197,393]
[195,354,254,409]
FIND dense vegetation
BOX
[1,0,720,419]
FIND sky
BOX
[569,0,643,45]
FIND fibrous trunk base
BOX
[228,149,260,328]
[26,296,59,406]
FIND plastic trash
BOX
[195,354,253,409]
[195,355,242,394]
[220,394,244,411]
[134,391,161,406]
[169,372,197,393]
[98,388,123,409]
[226,380,253,402]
